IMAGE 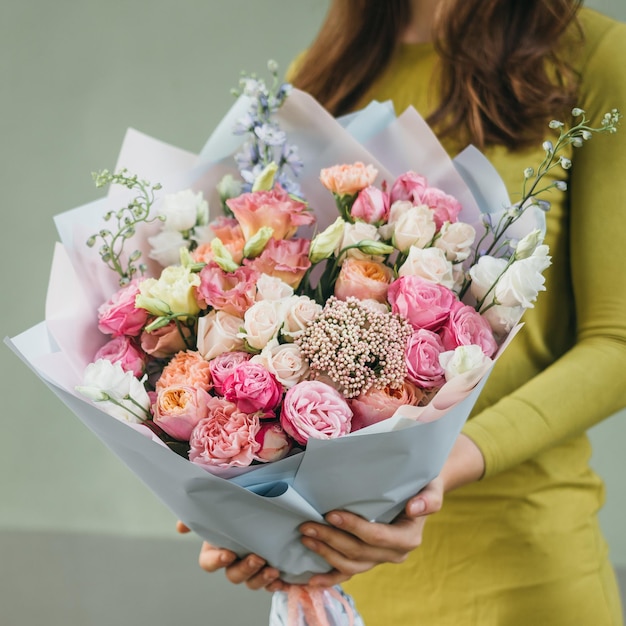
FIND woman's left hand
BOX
[293,476,444,589]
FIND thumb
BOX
[405,477,444,518]
[176,520,191,534]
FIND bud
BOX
[571,107,584,117]
[554,180,568,192]
[548,120,563,129]
[559,157,572,170]
[255,422,292,462]
[514,229,542,260]
[524,167,534,179]
[354,239,395,256]
[542,140,554,153]
[243,226,274,258]
[252,162,279,192]
[211,238,239,272]
[309,217,345,263]
[217,174,243,203]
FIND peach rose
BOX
[141,322,193,359]
[320,162,378,196]
[334,258,393,303]
[193,217,246,265]
[155,350,212,393]
[153,385,211,441]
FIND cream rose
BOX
[336,221,382,262]
[196,310,245,360]
[251,341,309,388]
[256,274,294,302]
[282,295,323,341]
[435,221,476,262]
[387,202,437,252]
[398,246,455,289]
[241,299,286,350]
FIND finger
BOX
[243,566,281,591]
[306,569,352,588]
[198,542,238,573]
[300,534,378,576]
[224,554,268,585]
[406,477,444,518]
[176,520,191,534]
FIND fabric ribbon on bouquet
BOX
[269,585,365,626]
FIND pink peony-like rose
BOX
[405,329,446,390]
[155,350,212,393]
[140,322,193,359]
[223,361,283,414]
[350,185,390,224]
[245,238,311,289]
[254,422,292,462]
[334,258,393,303]
[196,262,259,317]
[153,385,211,441]
[320,162,378,197]
[281,380,352,445]
[388,275,457,331]
[226,184,314,242]
[94,335,146,378]
[97,280,149,337]
[420,186,462,228]
[350,381,424,431]
[189,397,261,468]
[209,351,251,396]
[439,301,498,357]
[389,172,428,205]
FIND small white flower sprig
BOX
[230,60,304,199]
[459,107,621,300]
[88,169,163,286]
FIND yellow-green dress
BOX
[339,8,626,625]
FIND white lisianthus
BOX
[309,217,345,264]
[148,230,187,267]
[481,304,524,339]
[241,299,287,350]
[514,229,543,260]
[468,255,508,305]
[251,340,309,388]
[495,245,551,308]
[159,189,209,232]
[196,310,245,360]
[336,221,381,262]
[397,246,455,289]
[76,359,150,423]
[435,221,476,262]
[439,345,493,382]
[282,295,323,341]
[135,265,201,317]
[256,274,294,302]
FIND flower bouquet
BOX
[6,62,619,625]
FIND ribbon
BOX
[286,586,356,626]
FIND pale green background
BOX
[1,1,624,625]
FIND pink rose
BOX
[334,258,393,303]
[439,302,498,357]
[209,351,251,395]
[420,187,462,228]
[140,322,193,359]
[254,422,292,462]
[388,275,457,331]
[245,238,311,289]
[319,162,378,197]
[97,280,149,337]
[226,184,314,242]
[350,186,390,224]
[94,336,146,378]
[389,172,428,205]
[281,380,352,445]
[189,397,261,468]
[350,381,424,431]
[196,263,259,317]
[223,361,283,414]
[405,329,446,390]
[153,385,211,441]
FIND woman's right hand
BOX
[176,522,286,591]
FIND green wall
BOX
[1,0,624,580]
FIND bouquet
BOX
[6,62,619,625]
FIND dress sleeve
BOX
[462,18,626,478]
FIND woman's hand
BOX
[176,521,284,591]
[298,475,444,588]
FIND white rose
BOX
[481,304,524,339]
[159,189,209,231]
[76,359,150,423]
[282,295,323,341]
[196,310,245,360]
[241,300,286,350]
[336,221,381,262]
[389,203,437,252]
[435,222,476,262]
[469,255,508,304]
[398,246,455,289]
[251,341,309,388]
[148,230,187,267]
[256,274,294,302]
[439,345,492,382]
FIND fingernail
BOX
[219,552,235,564]
[248,556,264,568]
[408,499,426,516]
[326,513,343,526]
[302,537,318,551]
[301,527,317,537]
[263,569,278,582]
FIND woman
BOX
[182,1,626,623]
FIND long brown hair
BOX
[291,0,583,149]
